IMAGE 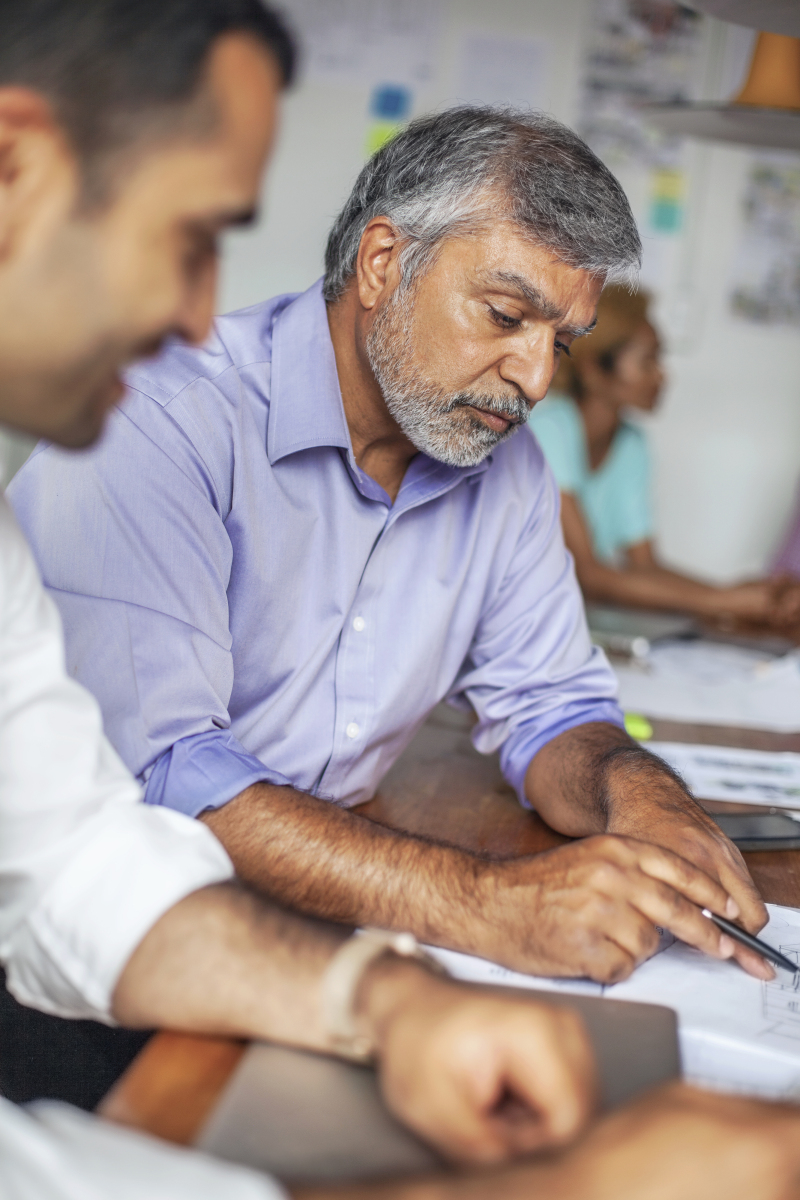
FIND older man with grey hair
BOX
[12,105,767,983]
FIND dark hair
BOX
[0,0,295,165]
[324,106,641,303]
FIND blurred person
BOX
[529,285,800,626]
[0,2,623,1194]
[13,107,772,987]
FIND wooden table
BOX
[98,705,800,1144]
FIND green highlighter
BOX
[624,712,654,741]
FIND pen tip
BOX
[702,908,712,919]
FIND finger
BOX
[574,928,640,985]
[578,890,661,969]
[629,839,735,916]
[713,848,768,934]
[729,940,775,981]
[619,874,738,960]
[489,1005,598,1151]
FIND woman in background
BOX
[529,285,800,627]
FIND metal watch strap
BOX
[321,929,447,1062]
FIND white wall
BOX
[216,0,800,585]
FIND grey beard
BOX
[365,290,530,468]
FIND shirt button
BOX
[346,722,360,739]
[352,616,366,632]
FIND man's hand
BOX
[523,1081,800,1200]
[293,1081,800,1200]
[358,958,597,1163]
[602,761,770,979]
[526,723,769,980]
[465,834,755,983]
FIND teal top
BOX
[528,394,654,564]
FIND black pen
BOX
[702,909,798,974]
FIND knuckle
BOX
[588,862,622,893]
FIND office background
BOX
[5,0,799,585]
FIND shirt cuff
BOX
[2,805,233,1022]
[144,730,292,818]
[500,700,625,808]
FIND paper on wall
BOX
[646,741,800,809]
[729,153,800,329]
[428,904,800,1100]
[280,0,443,89]
[454,35,549,110]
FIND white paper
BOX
[428,905,800,1100]
[454,35,549,110]
[613,640,800,733]
[577,0,704,170]
[646,741,800,809]
[280,0,442,88]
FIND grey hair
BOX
[323,106,641,303]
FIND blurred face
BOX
[364,224,602,467]
[0,34,280,447]
[605,320,664,414]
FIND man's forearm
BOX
[200,784,492,954]
[112,881,354,1049]
[524,721,699,837]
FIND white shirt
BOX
[0,1097,286,1200]
[0,493,289,1193]
[0,490,235,1017]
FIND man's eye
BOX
[554,340,571,357]
[488,306,521,330]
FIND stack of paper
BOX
[613,640,800,732]
[428,904,800,1101]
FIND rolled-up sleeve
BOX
[451,445,624,807]
[0,497,234,1022]
[146,731,292,818]
[9,387,278,817]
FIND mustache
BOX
[443,392,532,424]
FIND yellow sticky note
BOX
[365,121,402,156]
[624,712,653,741]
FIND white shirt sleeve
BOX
[0,494,234,1021]
[0,1098,287,1200]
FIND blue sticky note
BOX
[370,84,412,122]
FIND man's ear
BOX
[0,87,75,263]
[355,216,403,312]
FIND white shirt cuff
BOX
[3,805,233,1022]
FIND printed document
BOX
[646,741,800,810]
[614,640,800,732]
[428,904,800,1100]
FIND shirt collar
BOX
[267,279,350,465]
[266,277,492,499]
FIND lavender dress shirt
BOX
[10,280,623,817]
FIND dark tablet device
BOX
[196,987,680,1185]
[712,811,800,851]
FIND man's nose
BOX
[499,338,558,404]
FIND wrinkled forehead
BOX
[421,224,603,329]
